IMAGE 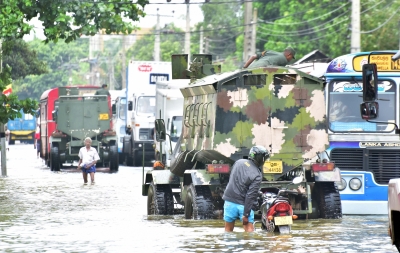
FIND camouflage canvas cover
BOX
[170,67,328,177]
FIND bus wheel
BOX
[313,182,342,219]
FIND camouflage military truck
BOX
[49,86,119,172]
[143,54,342,219]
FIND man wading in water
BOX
[77,137,100,185]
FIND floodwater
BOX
[0,144,398,253]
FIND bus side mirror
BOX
[360,102,378,120]
[155,119,166,142]
[362,63,378,102]
[112,104,116,115]
[128,101,133,111]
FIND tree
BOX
[0,0,148,124]
[127,24,185,61]
[13,38,89,101]
[2,39,48,80]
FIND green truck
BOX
[143,54,342,219]
[49,86,119,172]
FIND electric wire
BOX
[257,15,349,37]
[258,25,349,45]
[257,10,350,35]
[257,2,350,25]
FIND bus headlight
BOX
[336,178,347,191]
[349,178,362,191]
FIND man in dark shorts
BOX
[77,137,100,185]
[222,145,269,232]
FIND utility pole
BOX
[121,35,126,89]
[154,8,161,61]
[251,8,257,57]
[351,0,360,53]
[185,1,191,60]
[199,28,204,54]
[243,0,253,62]
[108,54,115,89]
[149,10,173,61]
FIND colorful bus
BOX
[325,51,400,215]
[7,110,37,145]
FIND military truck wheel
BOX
[184,184,214,220]
[313,182,342,219]
[147,182,174,215]
[50,146,61,172]
[109,145,119,172]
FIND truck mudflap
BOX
[314,168,341,182]
[183,169,224,186]
[143,170,180,196]
[122,136,131,154]
[148,170,180,185]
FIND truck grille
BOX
[331,148,400,185]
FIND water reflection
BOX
[0,144,397,252]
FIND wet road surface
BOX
[0,143,398,252]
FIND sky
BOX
[24,1,204,41]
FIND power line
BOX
[258,25,349,45]
[359,6,400,34]
[257,16,349,37]
[257,11,350,35]
[257,2,350,25]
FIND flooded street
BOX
[0,144,398,253]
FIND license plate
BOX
[99,113,109,120]
[274,216,293,225]
[263,161,283,173]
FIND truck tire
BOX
[147,182,174,215]
[50,146,61,172]
[133,149,145,167]
[109,145,119,172]
[313,182,342,219]
[184,184,214,220]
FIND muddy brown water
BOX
[0,143,397,252]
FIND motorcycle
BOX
[256,176,303,234]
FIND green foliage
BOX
[13,38,90,100]
[127,24,185,61]
[200,0,242,61]
[0,0,147,125]
[2,39,48,80]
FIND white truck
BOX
[122,61,172,166]
[111,89,131,163]
[154,79,190,167]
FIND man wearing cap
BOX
[243,47,296,68]
[95,84,111,96]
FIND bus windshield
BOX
[328,79,396,132]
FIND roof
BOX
[292,50,332,64]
